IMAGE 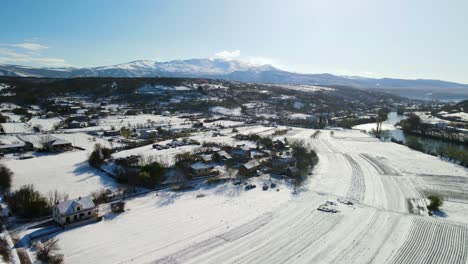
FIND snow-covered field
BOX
[5,150,118,198]
[62,114,191,132]
[23,127,468,264]
[209,106,242,116]
[441,112,468,122]
[28,117,62,131]
[4,133,117,197]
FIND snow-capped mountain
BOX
[1,58,468,99]
[0,59,276,78]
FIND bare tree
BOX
[39,135,53,150]
[36,237,64,264]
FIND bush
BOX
[88,144,112,168]
[36,237,64,264]
[0,113,8,123]
[117,161,166,188]
[91,188,109,205]
[0,164,13,192]
[0,236,11,263]
[290,139,319,182]
[273,129,288,136]
[6,185,51,218]
[427,195,443,211]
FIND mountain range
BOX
[1,59,468,100]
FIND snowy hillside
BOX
[2,59,468,100]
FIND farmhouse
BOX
[53,196,98,226]
[46,138,73,152]
[0,142,33,153]
[212,150,232,162]
[139,129,158,139]
[190,162,214,177]
[239,159,261,175]
[103,130,121,137]
[230,147,251,162]
[270,157,297,173]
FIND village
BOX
[0,78,466,264]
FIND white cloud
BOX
[13,43,48,50]
[211,50,241,60]
[210,49,281,69]
[0,47,67,67]
[246,57,279,67]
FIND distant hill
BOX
[1,58,468,100]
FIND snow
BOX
[5,150,118,198]
[289,113,313,120]
[0,122,30,133]
[270,84,335,93]
[61,114,189,132]
[441,112,468,122]
[44,177,293,264]
[0,135,23,145]
[4,134,117,197]
[13,126,468,263]
[137,84,192,94]
[353,122,395,132]
[209,106,242,116]
[28,117,62,131]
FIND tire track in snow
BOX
[360,154,401,176]
[343,154,366,202]
[151,212,273,264]
[389,217,468,264]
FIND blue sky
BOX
[1,0,467,83]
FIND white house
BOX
[53,196,98,226]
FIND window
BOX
[77,207,80,211]
[88,212,91,215]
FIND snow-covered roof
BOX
[0,143,26,149]
[55,196,96,215]
[242,159,260,170]
[190,162,213,170]
[216,150,232,159]
[49,138,72,146]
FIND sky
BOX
[1,0,467,83]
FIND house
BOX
[0,142,33,154]
[270,157,297,173]
[190,162,214,177]
[139,129,158,139]
[46,138,73,152]
[53,196,98,226]
[212,150,232,162]
[200,154,213,162]
[230,147,252,162]
[251,150,268,159]
[239,159,261,175]
[273,140,286,150]
[103,130,120,137]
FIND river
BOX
[382,112,468,153]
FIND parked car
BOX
[245,184,256,190]
[337,197,354,205]
[317,205,338,213]
[19,155,33,160]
